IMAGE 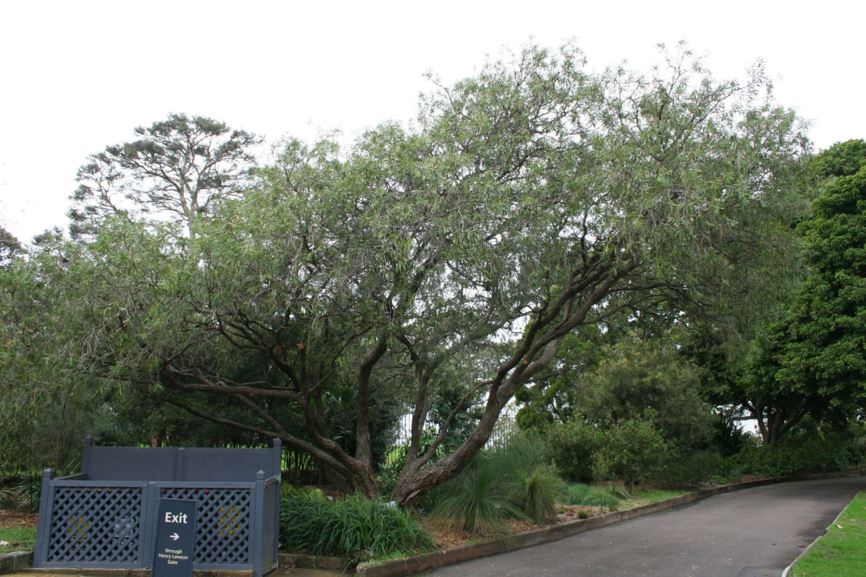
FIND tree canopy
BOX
[2,45,813,499]
[69,113,258,238]
[738,140,866,443]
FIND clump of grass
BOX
[564,483,626,510]
[512,465,566,524]
[280,489,433,563]
[0,477,39,512]
[432,459,524,534]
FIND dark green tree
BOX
[783,142,866,417]
[738,140,866,443]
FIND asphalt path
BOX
[425,476,866,577]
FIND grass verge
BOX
[622,487,689,508]
[790,491,866,577]
[0,526,36,554]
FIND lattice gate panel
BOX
[161,487,251,565]
[47,486,142,563]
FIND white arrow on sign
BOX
[170,533,180,541]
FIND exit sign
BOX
[153,498,197,577]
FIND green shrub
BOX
[731,428,865,478]
[279,489,432,562]
[591,419,668,488]
[657,449,728,488]
[548,420,604,483]
[511,465,565,524]
[0,476,40,512]
[432,459,524,533]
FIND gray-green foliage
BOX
[5,43,812,501]
[69,113,258,239]
[0,226,21,267]
[431,458,524,533]
[430,432,563,531]
[0,237,115,474]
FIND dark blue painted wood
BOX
[153,498,197,577]
[34,438,282,577]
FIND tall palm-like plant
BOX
[433,459,523,533]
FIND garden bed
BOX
[416,487,685,552]
[0,511,36,556]
[0,509,37,530]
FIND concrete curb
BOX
[278,553,354,572]
[356,474,864,577]
[0,551,32,575]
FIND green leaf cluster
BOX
[279,489,433,563]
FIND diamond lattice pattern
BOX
[47,486,142,563]
[160,487,251,564]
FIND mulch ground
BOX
[0,509,37,529]
[419,504,606,549]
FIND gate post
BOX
[33,468,54,564]
[82,435,94,476]
[142,481,160,568]
[253,471,265,577]
[271,438,282,477]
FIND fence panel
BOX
[46,484,144,565]
[160,486,251,566]
[35,439,282,577]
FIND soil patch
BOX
[0,509,37,529]
[419,504,609,549]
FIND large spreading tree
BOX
[14,45,811,500]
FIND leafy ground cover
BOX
[279,489,433,563]
[790,491,866,577]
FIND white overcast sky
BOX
[1,0,864,243]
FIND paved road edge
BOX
[779,487,855,577]
[356,472,864,577]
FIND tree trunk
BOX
[390,396,503,505]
